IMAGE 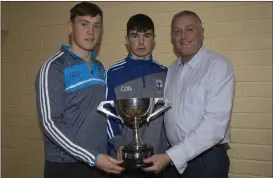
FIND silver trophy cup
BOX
[97,97,171,169]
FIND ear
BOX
[68,20,73,35]
[200,27,204,40]
[171,33,175,44]
[152,35,156,50]
[200,27,204,35]
[153,34,156,43]
[125,35,129,44]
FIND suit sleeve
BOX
[106,70,129,151]
[35,57,99,166]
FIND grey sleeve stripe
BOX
[39,52,95,166]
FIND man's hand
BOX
[96,154,124,174]
[143,153,172,174]
[116,146,124,161]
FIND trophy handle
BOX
[97,101,124,124]
[146,98,171,123]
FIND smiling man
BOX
[106,14,172,178]
[35,2,124,178]
[143,10,235,178]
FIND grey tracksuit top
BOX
[35,44,107,166]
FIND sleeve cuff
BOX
[166,145,188,174]
[93,153,99,166]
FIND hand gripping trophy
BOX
[97,97,171,169]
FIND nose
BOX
[87,26,94,35]
[180,30,187,40]
[139,36,144,45]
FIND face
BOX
[171,15,204,60]
[69,15,102,51]
[126,29,155,60]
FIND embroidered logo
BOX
[121,85,133,92]
[70,71,81,80]
[156,79,163,90]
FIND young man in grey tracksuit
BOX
[35,2,123,178]
[106,14,174,178]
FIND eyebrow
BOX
[129,32,153,35]
[186,25,197,28]
[173,24,196,28]
[79,19,89,23]
[143,32,153,35]
[172,24,199,30]
[78,20,101,25]
[129,32,138,35]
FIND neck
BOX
[180,56,191,65]
[180,45,202,64]
[70,43,92,62]
[130,53,150,60]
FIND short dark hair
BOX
[70,2,103,22]
[171,10,202,28]
[127,14,154,36]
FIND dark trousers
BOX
[170,145,230,178]
[44,160,106,178]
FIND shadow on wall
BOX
[1,30,8,45]
[36,113,45,136]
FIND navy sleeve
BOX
[106,69,129,152]
[106,70,121,140]
[35,55,98,166]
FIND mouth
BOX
[179,42,191,46]
[84,38,94,42]
[137,47,146,50]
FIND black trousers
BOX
[169,144,230,178]
[44,160,106,178]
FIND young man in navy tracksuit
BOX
[35,2,123,178]
[106,14,173,178]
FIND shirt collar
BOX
[60,44,97,60]
[176,45,206,71]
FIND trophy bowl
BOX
[114,98,154,125]
[97,97,171,169]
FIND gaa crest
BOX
[156,79,163,90]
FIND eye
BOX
[81,22,88,27]
[131,35,137,38]
[145,35,151,38]
[187,28,194,32]
[173,29,181,35]
[94,24,100,29]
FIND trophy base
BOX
[121,145,154,169]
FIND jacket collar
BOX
[60,44,97,60]
[125,53,153,65]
